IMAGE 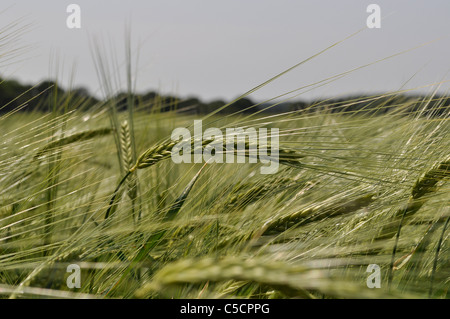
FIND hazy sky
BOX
[1,0,449,102]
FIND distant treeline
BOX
[1,78,449,116]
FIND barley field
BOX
[0,11,449,299]
[0,89,449,299]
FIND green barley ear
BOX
[120,120,137,201]
[34,127,112,159]
[257,193,375,237]
[103,121,141,221]
[379,157,450,240]
[134,257,314,299]
[132,136,304,171]
[134,256,403,299]
[223,178,299,210]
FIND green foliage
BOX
[1,98,448,299]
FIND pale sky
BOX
[1,0,449,102]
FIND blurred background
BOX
[1,0,449,102]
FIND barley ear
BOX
[34,127,112,159]
[120,120,137,200]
